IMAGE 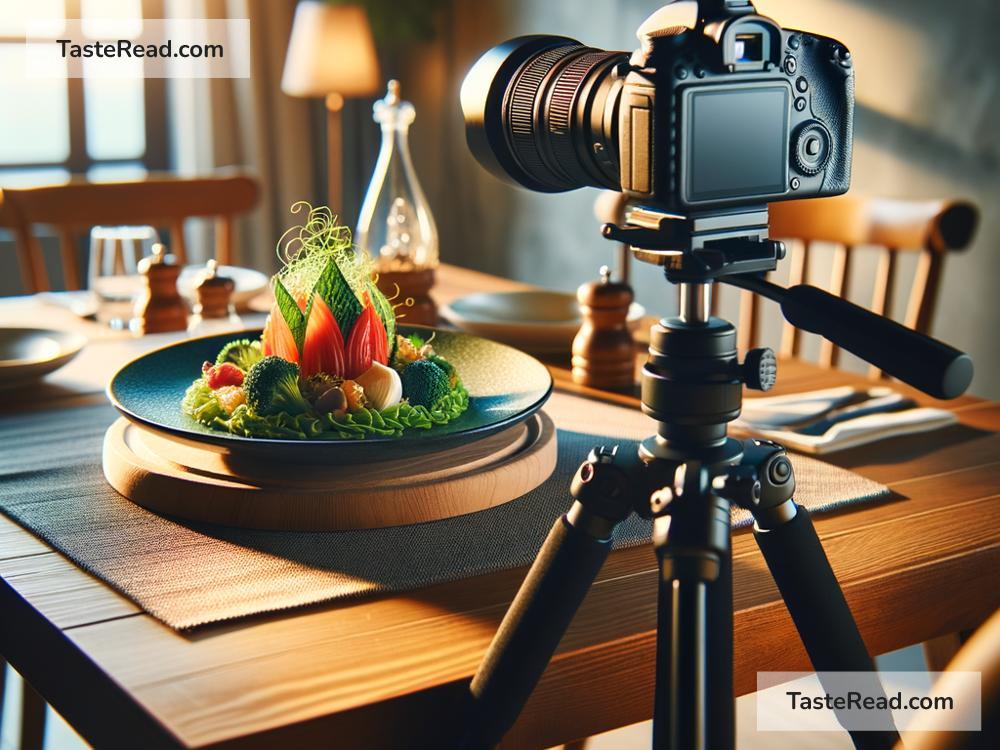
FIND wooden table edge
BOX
[1,266,999,749]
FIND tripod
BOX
[459,208,973,750]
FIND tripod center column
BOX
[679,282,712,325]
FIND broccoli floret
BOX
[216,339,264,371]
[401,360,451,409]
[427,354,459,388]
[244,356,312,415]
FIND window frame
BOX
[0,0,169,180]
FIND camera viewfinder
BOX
[735,33,763,62]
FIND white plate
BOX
[58,265,269,312]
[0,328,88,390]
[441,290,645,351]
[177,264,269,307]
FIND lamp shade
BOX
[281,1,381,98]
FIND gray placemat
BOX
[0,403,890,630]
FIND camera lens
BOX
[461,35,628,193]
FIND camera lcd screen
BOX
[684,85,789,202]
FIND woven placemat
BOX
[0,397,890,629]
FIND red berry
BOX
[205,362,245,389]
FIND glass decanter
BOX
[356,80,439,325]
[356,79,439,273]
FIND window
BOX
[0,0,167,187]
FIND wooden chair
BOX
[724,194,978,377]
[0,190,38,294]
[0,172,260,294]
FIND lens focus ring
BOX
[506,43,583,189]
[547,50,621,185]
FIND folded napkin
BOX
[737,387,957,454]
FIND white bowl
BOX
[0,328,88,390]
[441,290,645,353]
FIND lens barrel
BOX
[461,35,628,193]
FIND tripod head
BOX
[603,206,973,404]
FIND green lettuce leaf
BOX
[273,277,306,352]
[182,377,469,441]
[309,257,362,336]
[368,280,397,358]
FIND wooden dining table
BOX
[1,263,998,749]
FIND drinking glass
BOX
[87,225,160,324]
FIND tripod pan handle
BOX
[780,284,972,399]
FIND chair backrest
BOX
[0,172,259,293]
[727,194,978,377]
[0,190,39,293]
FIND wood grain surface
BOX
[102,413,557,530]
[1,264,998,750]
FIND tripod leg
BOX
[754,503,900,750]
[653,536,734,750]
[460,510,616,749]
[459,446,645,748]
[708,537,734,750]
[652,466,733,750]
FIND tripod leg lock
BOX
[569,444,651,533]
[653,462,732,585]
[716,438,797,529]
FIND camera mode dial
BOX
[792,120,832,176]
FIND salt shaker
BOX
[188,260,242,336]
[133,243,188,334]
[571,266,635,390]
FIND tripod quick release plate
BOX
[602,206,786,282]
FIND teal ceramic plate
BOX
[108,327,553,463]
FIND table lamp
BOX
[281,1,381,216]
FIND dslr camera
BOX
[461,0,854,216]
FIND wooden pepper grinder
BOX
[572,265,635,390]
[134,243,187,334]
[188,259,241,335]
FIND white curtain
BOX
[166,0,321,272]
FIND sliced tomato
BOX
[345,305,375,379]
[204,362,245,389]
[261,303,299,363]
[300,294,346,377]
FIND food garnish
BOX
[355,362,403,411]
[203,361,245,390]
[215,385,246,415]
[181,204,468,440]
[215,339,264,371]
[244,356,313,416]
[400,359,451,409]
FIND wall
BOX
[394,0,1000,397]
[2,0,997,396]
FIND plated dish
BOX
[109,327,552,463]
[180,205,468,441]
[108,205,552,462]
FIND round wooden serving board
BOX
[102,412,557,531]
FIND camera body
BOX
[620,1,854,213]
[461,0,855,215]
